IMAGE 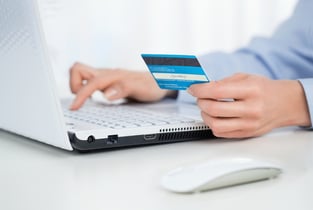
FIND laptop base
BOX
[69,130,215,152]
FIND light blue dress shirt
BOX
[178,0,313,127]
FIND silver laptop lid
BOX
[0,0,72,150]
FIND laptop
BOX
[0,0,214,151]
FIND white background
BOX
[37,0,298,96]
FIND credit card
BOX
[141,54,209,90]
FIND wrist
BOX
[277,80,311,127]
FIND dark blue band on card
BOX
[142,55,201,67]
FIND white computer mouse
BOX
[161,158,282,193]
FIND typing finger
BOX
[70,77,110,110]
[69,62,98,93]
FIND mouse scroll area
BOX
[194,167,282,193]
[161,158,282,194]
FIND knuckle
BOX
[198,100,219,116]
[69,66,76,75]
[201,111,212,126]
[111,68,124,75]
[207,119,222,133]
[211,124,224,134]
[70,62,81,72]
[251,85,263,97]
[207,102,221,117]
[92,77,104,89]
[212,84,225,98]
[200,112,226,135]
[245,120,261,132]
[191,83,209,96]
[233,72,245,78]
[249,104,264,119]
[197,100,206,111]
[212,130,224,138]
[200,111,208,121]
[72,62,81,67]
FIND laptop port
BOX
[107,135,118,144]
[144,134,157,141]
[87,135,95,143]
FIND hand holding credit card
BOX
[142,54,210,90]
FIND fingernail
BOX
[187,87,194,95]
[70,102,77,110]
[70,98,79,110]
[69,104,75,110]
[104,88,118,99]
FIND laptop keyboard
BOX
[63,105,196,129]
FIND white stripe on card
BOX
[152,73,208,81]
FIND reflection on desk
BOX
[0,127,312,210]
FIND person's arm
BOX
[179,0,313,127]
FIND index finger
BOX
[70,77,110,110]
[69,63,98,93]
[188,80,248,100]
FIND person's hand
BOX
[69,62,176,110]
[188,73,311,138]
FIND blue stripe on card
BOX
[147,65,207,76]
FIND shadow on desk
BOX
[1,127,313,210]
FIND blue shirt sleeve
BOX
[178,0,313,127]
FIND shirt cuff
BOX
[298,78,313,129]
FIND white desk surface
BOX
[1,127,313,210]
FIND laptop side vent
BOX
[159,130,212,141]
[159,126,209,133]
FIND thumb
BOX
[104,86,128,101]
